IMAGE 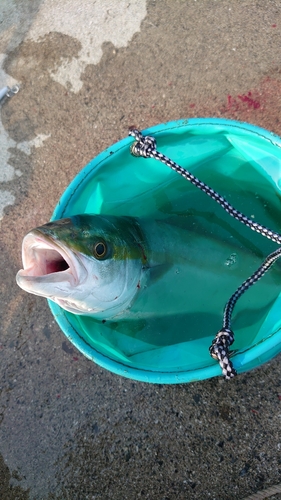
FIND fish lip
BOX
[18,229,83,285]
[54,298,97,314]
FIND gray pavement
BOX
[1,1,281,498]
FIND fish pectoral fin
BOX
[148,262,173,282]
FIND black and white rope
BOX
[129,129,281,245]
[222,247,281,329]
[209,247,281,379]
[129,128,281,379]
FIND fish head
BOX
[16,214,147,318]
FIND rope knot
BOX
[127,127,281,380]
[129,129,157,158]
[209,328,237,380]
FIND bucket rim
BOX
[49,117,281,383]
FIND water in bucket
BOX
[23,119,281,382]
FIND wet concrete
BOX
[1,0,281,498]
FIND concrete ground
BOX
[1,0,281,498]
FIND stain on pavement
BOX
[1,1,281,498]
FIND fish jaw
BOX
[16,227,145,318]
[16,230,86,299]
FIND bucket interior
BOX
[50,120,281,381]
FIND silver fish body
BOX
[16,213,279,321]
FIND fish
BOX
[16,212,281,322]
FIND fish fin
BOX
[148,262,173,282]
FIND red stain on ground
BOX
[251,409,259,415]
[186,74,281,137]
[128,73,281,141]
[237,92,261,109]
[223,90,262,113]
[226,92,261,111]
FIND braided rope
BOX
[129,129,281,379]
[129,129,281,245]
[223,247,281,328]
[209,247,281,379]
[242,482,281,500]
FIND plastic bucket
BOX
[49,118,281,383]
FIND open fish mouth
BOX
[16,230,78,287]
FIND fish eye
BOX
[93,241,107,259]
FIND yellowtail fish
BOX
[16,213,279,323]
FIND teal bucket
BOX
[49,118,281,383]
